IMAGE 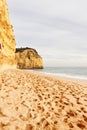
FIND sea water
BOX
[32,67,87,80]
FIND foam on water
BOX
[30,67,87,80]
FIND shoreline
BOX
[23,67,87,81]
[39,66,87,80]
[26,69,87,83]
[0,69,87,130]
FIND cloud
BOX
[7,0,87,66]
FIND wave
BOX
[38,71,87,80]
[27,67,87,80]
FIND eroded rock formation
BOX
[0,0,16,68]
[0,0,43,69]
[15,47,43,69]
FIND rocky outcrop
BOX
[0,0,16,68]
[0,0,43,69]
[15,47,43,69]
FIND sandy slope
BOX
[0,69,87,130]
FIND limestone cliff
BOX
[15,47,43,69]
[0,0,16,68]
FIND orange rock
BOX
[15,48,43,69]
[0,0,16,68]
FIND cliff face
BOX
[0,0,43,69]
[0,0,16,68]
[15,48,43,69]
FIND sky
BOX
[7,0,87,67]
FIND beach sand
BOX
[0,69,87,130]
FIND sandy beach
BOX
[0,69,87,130]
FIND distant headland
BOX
[15,47,43,69]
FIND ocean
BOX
[32,67,87,80]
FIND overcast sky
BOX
[7,0,87,67]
